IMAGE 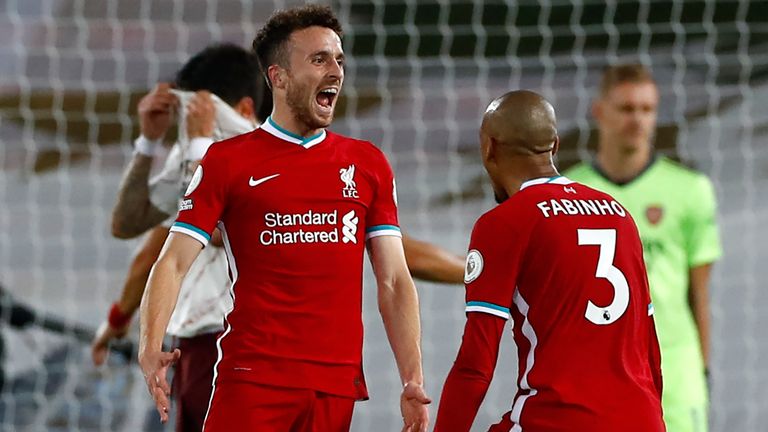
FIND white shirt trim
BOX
[510,288,539,427]
[203,221,239,426]
[519,176,574,191]
[260,117,327,149]
[365,229,403,240]
[465,305,511,320]
[170,224,209,247]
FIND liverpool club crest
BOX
[340,164,359,198]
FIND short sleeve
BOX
[685,175,722,267]
[169,145,228,246]
[365,148,401,240]
[149,144,184,216]
[464,212,522,321]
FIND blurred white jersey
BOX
[148,91,257,337]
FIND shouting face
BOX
[280,26,345,131]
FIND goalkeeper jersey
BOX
[565,156,722,351]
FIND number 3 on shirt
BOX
[578,229,630,325]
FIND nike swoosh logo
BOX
[249,174,280,187]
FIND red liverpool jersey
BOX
[449,176,664,431]
[170,118,401,400]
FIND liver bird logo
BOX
[340,164,356,190]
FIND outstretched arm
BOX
[139,232,203,423]
[368,235,431,432]
[402,234,465,284]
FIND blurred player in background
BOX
[566,63,722,432]
[93,43,265,432]
[139,5,430,431]
[435,90,664,431]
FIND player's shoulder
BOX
[202,130,269,167]
[473,204,511,237]
[654,157,710,182]
[472,191,551,241]
[327,131,393,175]
[328,130,386,157]
[206,129,260,154]
[653,157,715,197]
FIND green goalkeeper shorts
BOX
[661,344,708,432]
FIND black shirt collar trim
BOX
[591,154,658,187]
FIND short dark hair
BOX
[252,4,343,87]
[599,63,656,96]
[175,43,267,112]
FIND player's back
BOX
[498,177,664,431]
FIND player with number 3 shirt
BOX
[435,90,665,431]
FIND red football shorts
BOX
[203,381,355,432]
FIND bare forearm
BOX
[111,153,168,238]
[118,226,170,317]
[690,289,711,367]
[403,235,464,284]
[689,264,713,368]
[379,277,424,385]
[139,258,183,353]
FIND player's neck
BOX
[595,142,653,184]
[269,110,324,139]
[505,158,559,194]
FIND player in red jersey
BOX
[137,5,431,432]
[434,90,664,432]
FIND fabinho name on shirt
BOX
[536,198,627,219]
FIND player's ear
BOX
[551,135,560,157]
[268,64,286,90]
[479,132,495,167]
[234,96,255,121]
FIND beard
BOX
[285,79,332,131]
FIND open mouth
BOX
[316,87,338,110]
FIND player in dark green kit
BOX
[566,63,721,432]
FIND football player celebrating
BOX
[138,5,430,432]
[435,90,664,432]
